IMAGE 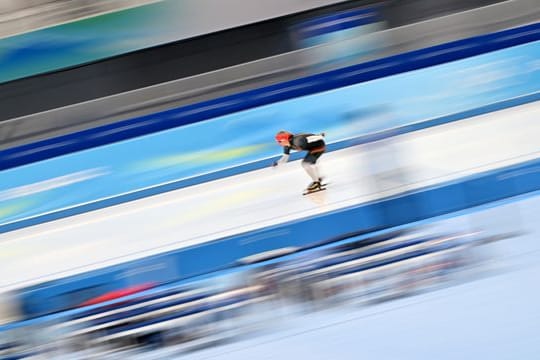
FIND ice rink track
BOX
[0,101,539,292]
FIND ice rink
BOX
[1,101,539,292]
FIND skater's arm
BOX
[274,154,289,166]
[273,146,290,167]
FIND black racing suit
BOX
[283,133,326,164]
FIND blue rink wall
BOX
[0,25,539,231]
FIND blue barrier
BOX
[1,22,539,171]
[14,155,540,319]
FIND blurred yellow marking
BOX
[0,200,34,220]
[134,143,272,170]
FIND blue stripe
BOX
[1,22,539,171]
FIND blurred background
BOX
[0,0,540,359]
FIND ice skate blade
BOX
[303,187,327,195]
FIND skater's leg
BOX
[302,161,320,182]
[302,151,323,185]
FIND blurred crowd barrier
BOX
[0,223,513,358]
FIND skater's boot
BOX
[307,181,321,191]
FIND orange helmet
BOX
[275,130,292,143]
